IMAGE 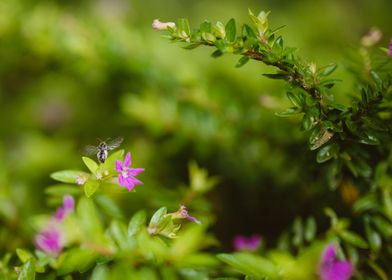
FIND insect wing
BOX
[107,136,124,150]
[82,145,99,155]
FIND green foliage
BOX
[153,8,392,280]
[162,9,392,184]
[1,1,392,279]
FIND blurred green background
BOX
[0,0,391,254]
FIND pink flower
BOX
[35,226,63,256]
[318,244,354,280]
[35,195,74,256]
[388,41,392,56]
[54,195,75,222]
[115,152,144,191]
[75,175,87,185]
[152,19,176,30]
[233,234,262,251]
[172,205,201,224]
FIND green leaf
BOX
[382,189,392,221]
[17,259,35,280]
[177,18,190,36]
[225,18,236,42]
[82,157,99,174]
[304,217,317,242]
[319,64,337,77]
[372,216,392,238]
[102,149,124,175]
[213,21,226,38]
[77,197,104,242]
[359,132,380,145]
[292,217,303,247]
[50,170,88,184]
[128,210,147,237]
[326,160,343,190]
[275,107,301,117]
[200,21,212,33]
[242,24,257,38]
[45,185,81,196]
[364,216,382,253]
[201,32,216,43]
[370,70,382,89]
[84,180,100,198]
[351,157,372,178]
[316,143,339,163]
[150,207,167,225]
[235,56,250,68]
[217,253,278,279]
[367,260,389,280]
[353,193,378,213]
[274,36,283,49]
[211,49,223,58]
[109,220,130,251]
[183,44,200,50]
[91,265,109,280]
[286,92,303,108]
[339,230,368,249]
[16,249,34,263]
[263,73,289,80]
[269,25,286,35]
[95,194,124,219]
[170,224,206,259]
[57,248,98,275]
[175,253,220,268]
[302,111,317,131]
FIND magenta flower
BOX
[115,152,144,191]
[233,234,262,251]
[54,195,75,222]
[172,205,201,224]
[318,244,354,280]
[35,195,74,255]
[388,41,392,56]
[35,226,63,256]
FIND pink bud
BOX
[152,19,176,30]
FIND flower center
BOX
[122,168,128,178]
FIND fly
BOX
[83,137,124,163]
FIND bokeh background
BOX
[0,0,391,254]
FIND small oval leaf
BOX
[84,180,100,198]
[82,157,99,174]
[128,211,147,237]
[50,170,88,184]
[316,143,339,163]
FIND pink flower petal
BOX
[126,183,135,192]
[124,152,131,167]
[322,244,337,262]
[321,262,354,280]
[63,195,74,212]
[128,168,145,177]
[35,227,62,255]
[118,175,127,187]
[54,208,66,222]
[319,244,354,280]
[128,177,143,185]
[115,160,123,172]
[233,235,261,251]
[115,151,144,191]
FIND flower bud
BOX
[361,27,382,47]
[152,19,176,31]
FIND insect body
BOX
[83,137,124,163]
